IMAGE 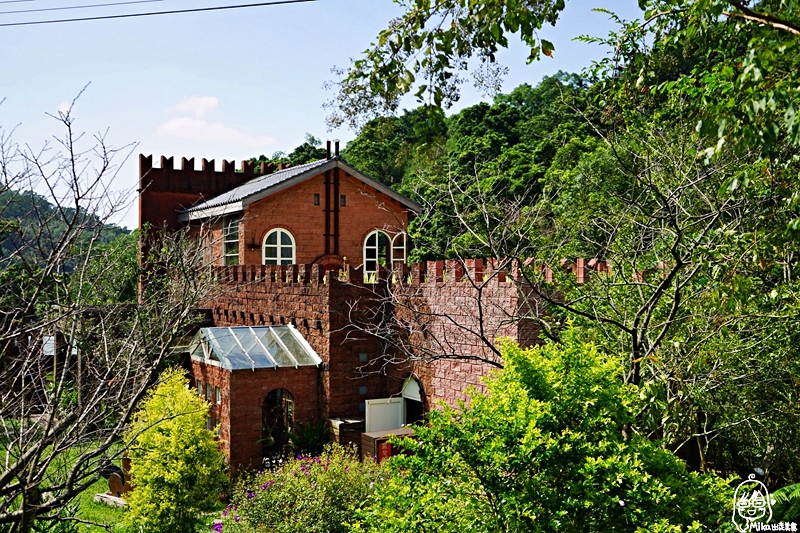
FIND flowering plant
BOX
[218,444,383,533]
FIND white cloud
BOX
[169,96,218,117]
[156,117,274,149]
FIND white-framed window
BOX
[199,233,213,266]
[223,215,240,266]
[364,231,407,276]
[215,386,221,404]
[391,233,406,265]
[197,379,204,396]
[363,230,390,276]
[205,383,212,401]
[263,228,296,265]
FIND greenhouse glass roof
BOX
[189,326,321,371]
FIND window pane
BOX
[43,336,55,356]
[266,232,277,245]
[366,233,376,247]
[265,247,277,259]
[224,216,239,239]
[280,231,291,246]
[281,247,292,259]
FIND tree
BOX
[124,368,227,533]
[350,336,733,533]
[324,0,570,131]
[606,0,800,159]
[0,99,217,532]
[341,65,800,483]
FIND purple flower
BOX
[247,492,255,499]
[260,483,268,490]
[213,523,223,532]
[222,510,228,517]
[619,500,625,507]
[297,454,303,460]
[235,516,240,523]
[315,457,321,463]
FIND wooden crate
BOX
[329,418,365,453]
[361,427,415,462]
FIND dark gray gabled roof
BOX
[177,158,421,221]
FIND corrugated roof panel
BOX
[177,158,422,222]
[182,159,331,213]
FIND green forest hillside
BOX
[0,187,129,265]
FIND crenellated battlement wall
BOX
[201,257,609,411]
[138,154,294,235]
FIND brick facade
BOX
[139,153,579,469]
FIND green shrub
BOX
[287,419,329,456]
[350,334,735,533]
[124,368,227,533]
[220,444,383,533]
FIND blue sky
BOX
[0,0,643,229]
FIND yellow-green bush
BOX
[124,368,227,533]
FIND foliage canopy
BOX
[124,368,227,533]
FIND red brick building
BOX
[139,148,542,469]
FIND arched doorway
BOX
[402,377,424,425]
[262,388,294,457]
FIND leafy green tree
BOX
[124,368,227,533]
[72,231,139,305]
[324,0,570,131]
[342,116,410,186]
[618,0,800,158]
[351,335,733,533]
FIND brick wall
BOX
[191,359,320,470]
[200,264,394,423]
[139,155,257,232]
[228,366,319,470]
[201,259,548,412]
[140,155,412,270]
[240,171,410,266]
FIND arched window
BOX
[263,228,296,265]
[391,233,406,265]
[364,231,408,276]
[363,230,390,275]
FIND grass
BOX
[75,477,128,532]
